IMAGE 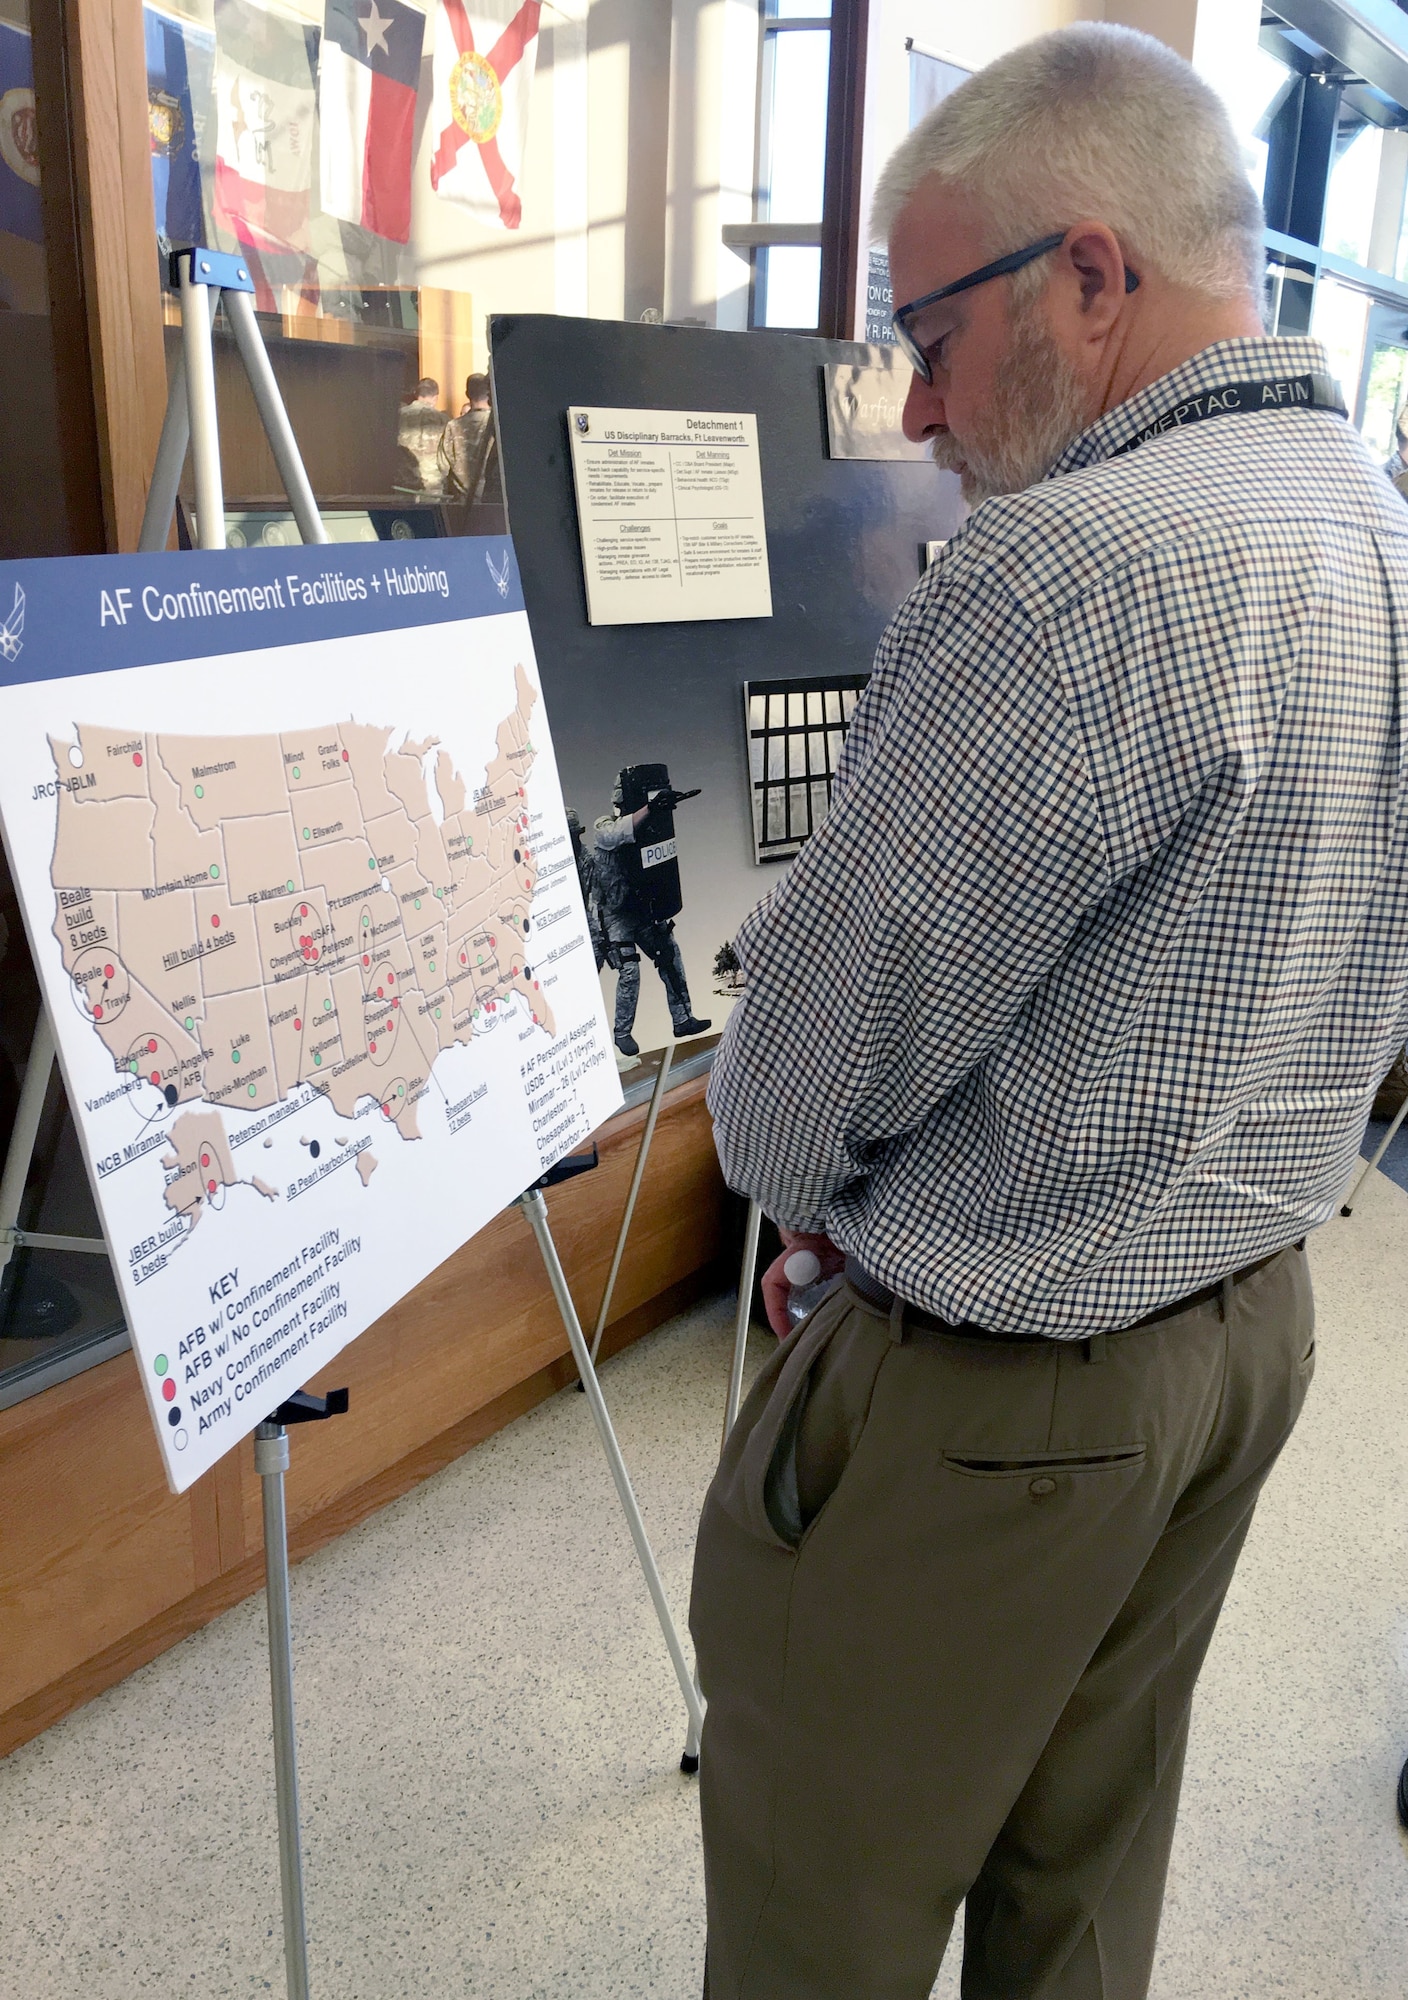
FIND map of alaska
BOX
[48,668,553,1227]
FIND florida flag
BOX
[430,0,540,230]
[320,0,424,242]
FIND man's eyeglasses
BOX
[891,231,1139,385]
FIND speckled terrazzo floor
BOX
[1,1181,1406,2000]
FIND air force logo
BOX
[0,584,24,662]
[485,549,510,599]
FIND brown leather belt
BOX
[842,1242,1303,1345]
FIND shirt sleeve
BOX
[592,817,637,852]
[706,560,1112,1231]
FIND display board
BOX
[0,539,619,1492]
[490,314,965,1058]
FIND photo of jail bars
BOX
[743,673,871,863]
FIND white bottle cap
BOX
[783,1249,822,1287]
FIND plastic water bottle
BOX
[783,1248,835,1330]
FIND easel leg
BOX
[1341,1086,1408,1215]
[722,1198,763,1451]
[519,1188,706,1753]
[254,1421,312,2000]
[0,1005,55,1284]
[587,1046,673,1370]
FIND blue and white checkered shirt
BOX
[708,336,1408,1335]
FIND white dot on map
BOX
[68,745,83,768]
[381,876,392,893]
[263,1138,272,1148]
[174,1429,188,1451]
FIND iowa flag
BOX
[430,0,539,230]
[319,0,424,243]
[213,0,317,262]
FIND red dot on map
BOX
[207,1179,216,1194]
[376,986,383,998]
[133,752,143,767]
[104,963,114,979]
[460,952,466,964]
[293,1018,301,1031]
[392,998,399,1009]
[211,914,220,928]
[369,1040,377,1053]
[149,1071,160,1085]
[300,904,308,917]
[162,1378,176,1401]
[489,935,496,947]
[147,1039,157,1053]
[387,972,394,983]
[342,750,349,762]
[311,948,319,960]
[201,1152,209,1167]
[363,954,369,966]
[518,787,524,796]
[92,1005,103,1020]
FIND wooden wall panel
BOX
[0,1079,728,1753]
[0,1354,197,1712]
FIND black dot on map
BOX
[167,1406,182,1427]
[309,1141,320,1160]
[164,1085,178,1108]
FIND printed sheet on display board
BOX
[0,539,620,1493]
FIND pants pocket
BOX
[710,1288,856,1553]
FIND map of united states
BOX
[48,665,552,1228]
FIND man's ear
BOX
[1062,224,1130,334]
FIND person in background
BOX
[692,23,1408,1999]
[396,378,447,494]
[1384,402,1408,483]
[439,372,496,505]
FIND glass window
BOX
[1360,337,1408,463]
[760,27,829,225]
[1222,44,1295,206]
[1323,113,1383,268]
[759,244,821,328]
[1310,274,1372,415]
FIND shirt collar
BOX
[1048,335,1337,478]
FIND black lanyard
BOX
[1107,372,1347,457]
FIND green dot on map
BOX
[286,879,294,892]
[397,1085,404,1098]
[292,766,300,779]
[303,828,311,840]
[231,1049,240,1063]
[436,888,443,898]
[429,961,435,973]
[434,1007,442,1019]
[474,1007,480,1018]
[368,858,376,870]
[324,998,332,1011]
[414,898,421,910]
[314,1052,322,1065]
[184,1016,194,1032]
[248,1084,256,1097]
[129,1059,138,1073]
[154,1353,168,1376]
[194,784,203,799]
[476,954,483,965]
[209,865,219,879]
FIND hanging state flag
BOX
[430,0,540,230]
[213,0,318,261]
[144,5,215,249]
[0,17,41,247]
[320,0,424,243]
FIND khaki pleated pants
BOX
[690,1246,1315,2000]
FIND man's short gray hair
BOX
[872,24,1263,305]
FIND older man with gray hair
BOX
[691,22,1408,2000]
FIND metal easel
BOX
[519,1160,706,1769]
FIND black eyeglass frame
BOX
[892,231,1139,384]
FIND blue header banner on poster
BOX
[0,538,525,687]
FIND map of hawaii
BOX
[48,666,553,1230]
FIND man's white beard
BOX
[931,302,1096,506]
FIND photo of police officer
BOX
[586,764,711,1059]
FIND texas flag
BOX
[320,0,424,243]
[430,0,540,230]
